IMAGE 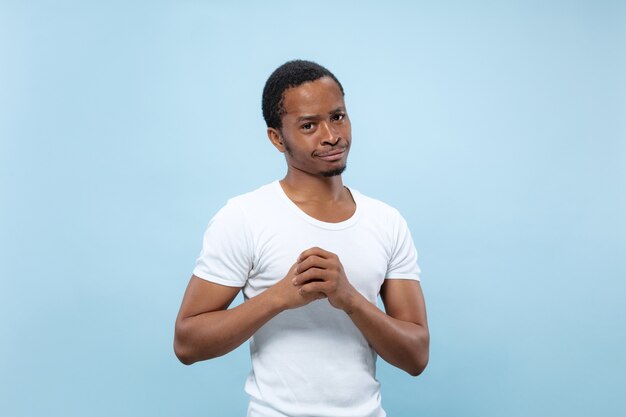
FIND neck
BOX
[280,169,346,202]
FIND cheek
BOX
[342,125,352,140]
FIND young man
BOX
[174,60,429,417]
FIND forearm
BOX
[347,293,429,376]
[174,289,284,365]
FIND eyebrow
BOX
[295,107,345,122]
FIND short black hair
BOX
[262,60,344,130]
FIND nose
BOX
[320,121,340,146]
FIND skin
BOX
[174,76,429,376]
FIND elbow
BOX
[174,340,195,366]
[174,320,197,365]
[174,319,223,364]
[173,332,196,365]
[407,354,429,376]
[407,330,429,377]
[174,335,223,364]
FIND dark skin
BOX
[174,76,429,376]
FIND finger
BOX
[298,247,334,262]
[293,268,328,286]
[296,255,331,274]
[298,290,327,301]
[299,281,329,297]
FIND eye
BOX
[332,113,345,122]
[301,122,314,130]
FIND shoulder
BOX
[350,187,404,220]
[201,182,279,242]
[217,181,278,215]
[227,181,276,205]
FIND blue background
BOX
[1,1,625,416]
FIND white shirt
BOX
[194,181,420,417]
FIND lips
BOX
[315,147,347,161]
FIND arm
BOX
[174,265,324,365]
[350,279,429,376]
[293,248,429,376]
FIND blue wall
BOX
[1,1,625,416]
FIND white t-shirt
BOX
[193,181,420,417]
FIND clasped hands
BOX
[275,247,359,314]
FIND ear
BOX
[267,128,286,153]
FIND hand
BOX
[268,262,326,310]
[293,247,359,313]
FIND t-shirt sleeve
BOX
[386,210,421,281]
[192,200,252,287]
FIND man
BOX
[174,60,429,417]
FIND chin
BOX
[321,165,347,178]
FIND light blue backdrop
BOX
[1,1,625,416]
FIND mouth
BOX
[315,147,347,162]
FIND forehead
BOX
[282,77,345,116]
